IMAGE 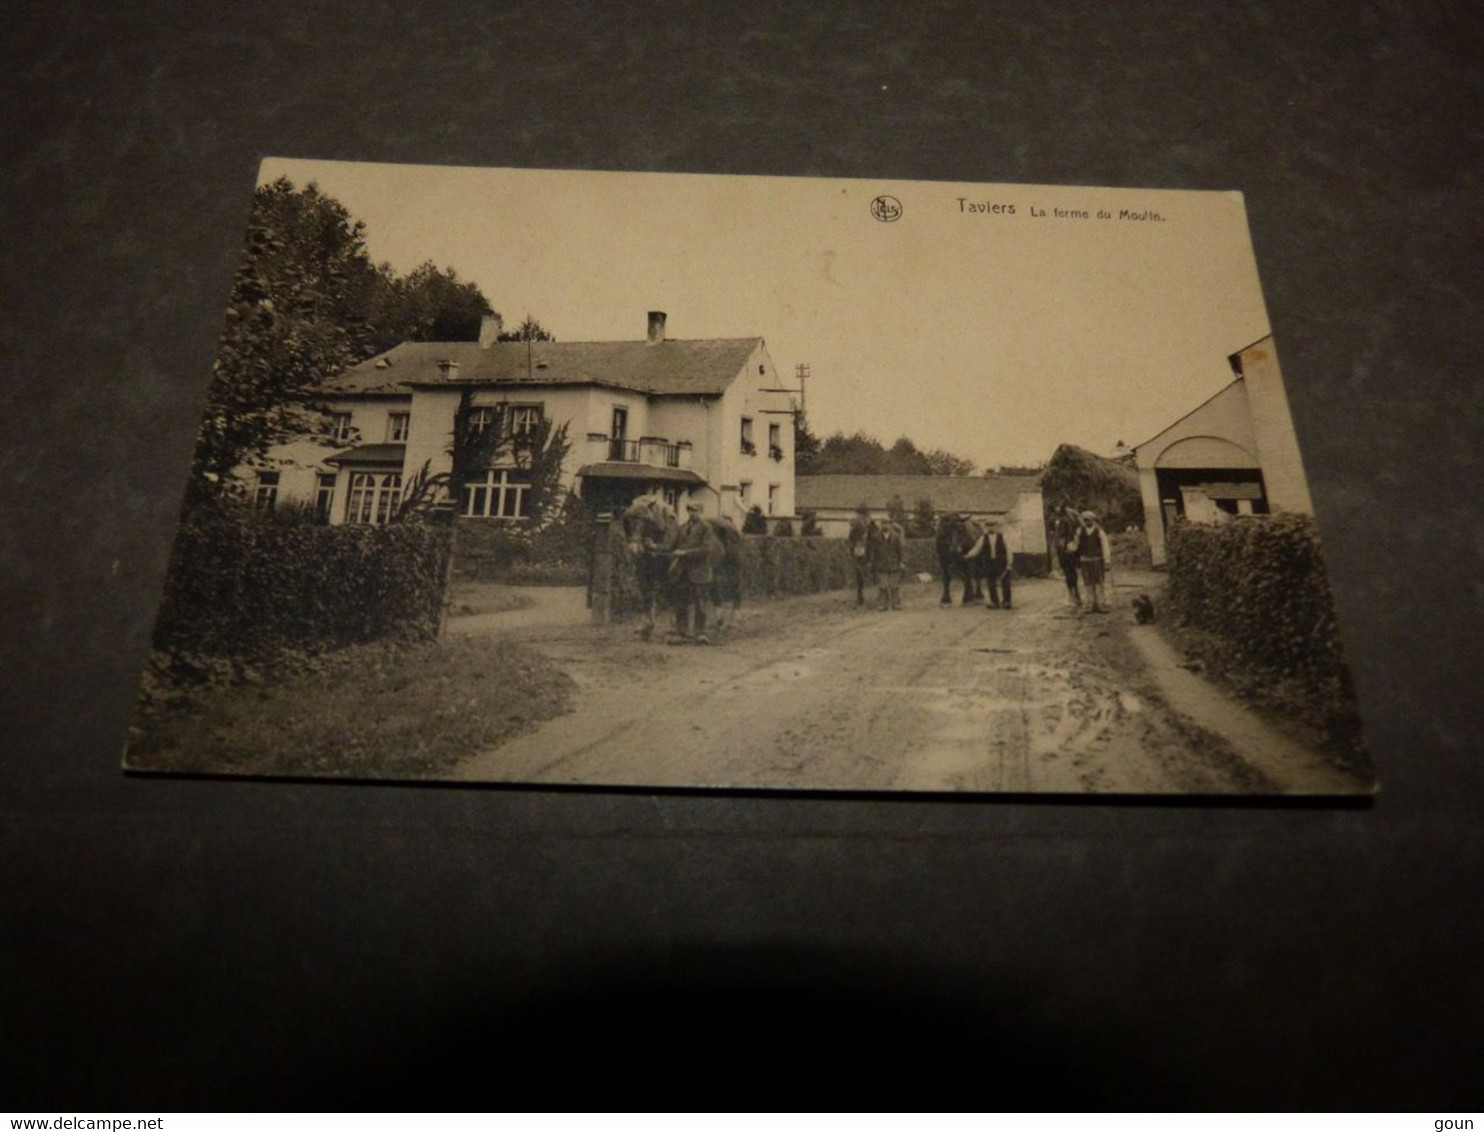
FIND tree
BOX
[793,412,822,475]
[742,506,768,534]
[801,430,976,477]
[385,261,494,346]
[447,391,571,527]
[924,449,977,476]
[497,316,555,343]
[1040,443,1144,533]
[191,180,375,503]
[188,178,497,507]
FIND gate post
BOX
[591,515,613,624]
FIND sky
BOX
[256,158,1273,469]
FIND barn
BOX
[795,473,1047,557]
[1134,334,1315,566]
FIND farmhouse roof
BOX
[320,337,764,398]
[796,474,1041,514]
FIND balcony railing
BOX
[590,435,691,470]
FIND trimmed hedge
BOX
[1164,514,1356,711]
[153,505,451,663]
[451,506,592,585]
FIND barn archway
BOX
[1152,435,1268,528]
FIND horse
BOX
[621,498,743,637]
[935,514,985,605]
[620,497,679,639]
[706,515,744,629]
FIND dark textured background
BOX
[3,0,1481,1108]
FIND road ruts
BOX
[452,575,1326,794]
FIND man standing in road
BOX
[871,515,906,611]
[1076,510,1113,614]
[979,518,1013,610]
[670,502,720,643]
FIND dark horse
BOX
[621,498,743,637]
[935,513,986,605]
[706,514,744,629]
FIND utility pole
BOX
[794,362,810,418]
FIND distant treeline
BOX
[796,426,983,476]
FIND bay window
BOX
[345,471,402,525]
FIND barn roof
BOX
[319,337,763,398]
[796,474,1041,514]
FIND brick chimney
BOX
[479,314,503,348]
[647,310,667,345]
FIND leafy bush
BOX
[451,496,593,583]
[1110,529,1151,570]
[152,503,451,673]
[1040,443,1143,533]
[1164,514,1359,729]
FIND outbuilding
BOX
[796,473,1047,557]
[1134,334,1315,566]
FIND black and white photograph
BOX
[124,160,1374,795]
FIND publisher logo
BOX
[870,195,902,223]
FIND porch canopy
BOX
[576,463,705,485]
[325,443,406,467]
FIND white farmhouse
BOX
[247,311,796,524]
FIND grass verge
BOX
[125,636,575,780]
[1157,619,1371,782]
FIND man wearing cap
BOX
[871,514,906,611]
[978,518,1014,610]
[669,502,721,643]
[1076,510,1113,613]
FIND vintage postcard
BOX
[125,160,1373,796]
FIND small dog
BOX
[1132,594,1156,624]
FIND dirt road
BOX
[450,576,1362,795]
